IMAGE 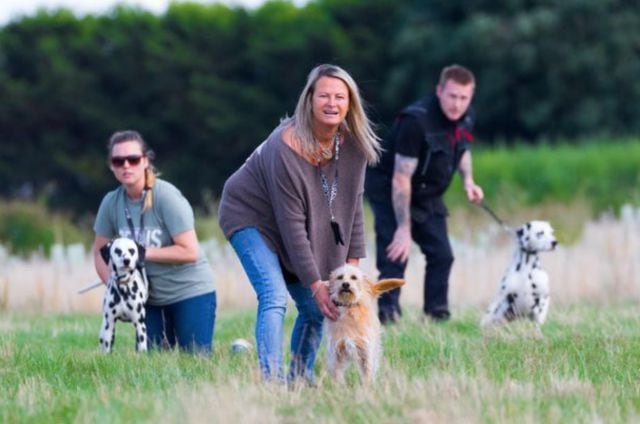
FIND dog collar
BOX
[519,247,537,255]
[111,263,132,284]
[115,275,130,284]
[114,271,134,284]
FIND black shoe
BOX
[426,310,451,322]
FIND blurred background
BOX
[0,0,639,312]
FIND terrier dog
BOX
[323,264,404,384]
[99,237,149,353]
[481,221,557,327]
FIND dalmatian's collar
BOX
[519,246,538,256]
[110,263,137,285]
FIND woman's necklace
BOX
[318,132,344,246]
[317,132,338,161]
[319,141,334,160]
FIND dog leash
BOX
[77,281,104,294]
[477,202,514,234]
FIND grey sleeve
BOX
[267,154,321,286]
[348,191,366,259]
[94,191,117,238]
[155,183,195,237]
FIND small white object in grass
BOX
[231,338,252,353]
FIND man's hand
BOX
[386,225,412,263]
[310,280,339,321]
[464,181,484,204]
[459,151,483,204]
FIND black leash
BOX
[477,202,514,234]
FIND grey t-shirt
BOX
[94,179,215,306]
[218,123,367,286]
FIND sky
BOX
[0,0,300,25]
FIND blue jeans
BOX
[230,227,323,383]
[146,291,217,354]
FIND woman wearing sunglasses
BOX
[93,130,216,354]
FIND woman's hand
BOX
[310,280,339,321]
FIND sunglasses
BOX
[111,155,144,167]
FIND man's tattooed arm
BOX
[392,154,418,227]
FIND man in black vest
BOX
[365,64,484,324]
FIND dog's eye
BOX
[337,274,344,280]
[350,275,358,281]
[114,248,122,255]
[129,248,135,255]
[536,231,544,237]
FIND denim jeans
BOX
[146,291,217,354]
[230,227,323,383]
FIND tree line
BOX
[1,0,638,216]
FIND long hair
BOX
[289,64,381,165]
[107,130,158,212]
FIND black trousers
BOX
[368,196,454,318]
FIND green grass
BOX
[445,137,640,216]
[2,304,640,423]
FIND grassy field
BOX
[2,137,640,422]
[2,304,640,423]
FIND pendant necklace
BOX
[319,131,345,246]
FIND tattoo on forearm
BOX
[392,190,410,226]
[394,154,418,177]
[392,154,416,226]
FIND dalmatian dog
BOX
[481,221,558,327]
[99,237,149,353]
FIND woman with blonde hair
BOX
[93,130,216,354]
[219,64,380,383]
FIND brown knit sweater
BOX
[218,123,366,286]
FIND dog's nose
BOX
[123,258,130,266]
[341,282,350,289]
[552,240,558,248]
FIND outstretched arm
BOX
[386,153,418,263]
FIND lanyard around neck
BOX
[122,188,147,245]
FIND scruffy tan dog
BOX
[323,264,404,384]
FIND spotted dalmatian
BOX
[481,221,558,326]
[99,237,148,353]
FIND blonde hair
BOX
[288,64,381,165]
[107,130,158,212]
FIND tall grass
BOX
[1,305,639,422]
[2,203,639,314]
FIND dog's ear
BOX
[100,241,113,266]
[371,278,405,297]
